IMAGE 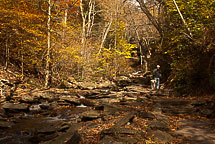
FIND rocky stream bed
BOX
[0,74,215,144]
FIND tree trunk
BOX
[80,0,86,50]
[45,0,52,88]
[21,40,24,80]
[172,0,193,39]
[86,0,95,38]
[136,0,163,37]
[62,3,68,47]
[5,36,9,70]
[99,19,113,53]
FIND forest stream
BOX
[0,73,215,144]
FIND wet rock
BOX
[149,130,173,143]
[42,124,82,144]
[2,103,28,111]
[81,110,101,121]
[0,121,14,128]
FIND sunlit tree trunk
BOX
[62,3,68,47]
[21,40,24,80]
[86,0,95,37]
[99,18,113,53]
[45,0,52,88]
[5,36,9,70]
[172,0,193,39]
[80,0,86,50]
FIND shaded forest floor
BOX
[0,66,215,144]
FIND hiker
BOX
[153,65,162,90]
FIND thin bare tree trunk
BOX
[45,0,51,88]
[80,0,87,49]
[5,36,9,70]
[21,40,24,80]
[172,0,193,39]
[86,0,95,37]
[62,3,68,46]
[99,18,113,53]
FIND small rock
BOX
[29,104,41,112]
[81,110,101,121]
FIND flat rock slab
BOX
[174,120,215,143]
[0,121,14,128]
[60,97,80,105]
[2,103,28,111]
[153,99,191,106]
